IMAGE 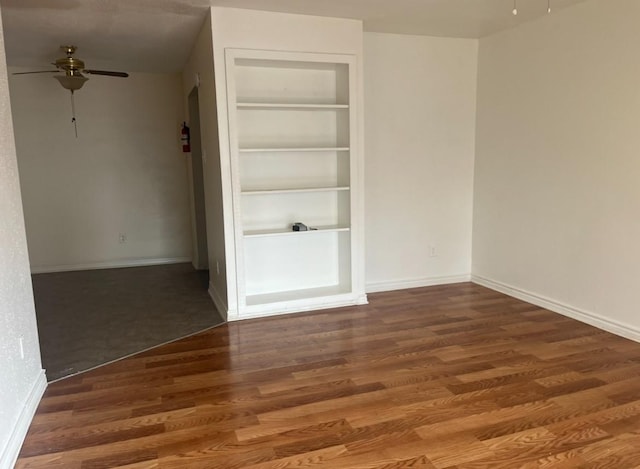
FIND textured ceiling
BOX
[0,0,589,73]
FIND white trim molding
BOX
[236,293,369,321]
[472,274,640,344]
[30,257,192,274]
[1,370,47,469]
[366,274,471,294]
[208,282,229,322]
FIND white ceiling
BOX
[0,0,589,73]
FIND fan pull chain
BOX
[70,90,78,138]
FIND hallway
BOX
[32,263,224,381]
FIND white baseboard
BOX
[366,274,471,293]
[235,293,368,321]
[472,274,640,344]
[356,293,369,305]
[0,370,47,469]
[191,260,209,271]
[208,282,229,321]
[31,257,192,274]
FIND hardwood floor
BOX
[16,283,640,468]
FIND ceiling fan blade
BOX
[12,70,58,75]
[84,69,129,78]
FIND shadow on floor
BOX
[32,263,225,381]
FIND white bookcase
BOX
[225,49,365,318]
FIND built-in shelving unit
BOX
[225,49,364,317]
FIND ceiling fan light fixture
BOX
[54,74,88,91]
[511,0,552,16]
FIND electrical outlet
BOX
[216,260,220,275]
[428,245,437,257]
[119,233,127,244]
[19,337,24,360]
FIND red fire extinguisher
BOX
[181,122,191,153]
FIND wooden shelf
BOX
[239,147,350,153]
[244,225,350,238]
[241,186,349,196]
[237,102,349,110]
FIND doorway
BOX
[188,87,209,269]
[11,74,223,382]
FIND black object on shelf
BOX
[292,222,318,232]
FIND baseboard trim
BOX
[366,274,471,293]
[236,294,367,321]
[0,369,47,469]
[31,257,192,274]
[356,293,369,305]
[208,283,229,322]
[472,274,640,344]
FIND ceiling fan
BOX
[13,45,129,91]
[12,45,129,137]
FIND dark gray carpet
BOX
[32,263,224,381]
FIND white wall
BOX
[364,32,478,292]
[209,7,366,318]
[473,0,640,340]
[9,70,192,272]
[183,14,229,317]
[0,8,46,468]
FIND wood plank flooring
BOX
[16,283,640,468]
